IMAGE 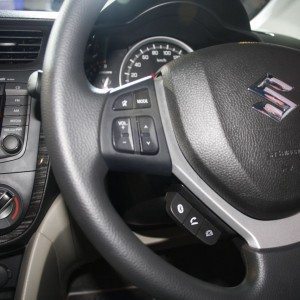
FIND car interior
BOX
[0,0,299,299]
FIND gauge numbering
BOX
[119,36,193,85]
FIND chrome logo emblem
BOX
[249,74,297,122]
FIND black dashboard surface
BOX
[84,0,257,88]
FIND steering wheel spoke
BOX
[154,75,300,250]
[101,76,171,175]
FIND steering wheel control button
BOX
[2,116,27,127]
[138,116,154,134]
[2,135,22,154]
[112,118,134,153]
[183,209,204,235]
[134,89,151,109]
[166,190,223,244]
[169,193,192,223]
[101,77,171,174]
[5,82,28,95]
[113,93,134,111]
[197,220,221,245]
[140,135,158,155]
[5,96,28,106]
[138,117,159,155]
[4,106,28,116]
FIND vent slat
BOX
[0,59,36,62]
[0,30,43,64]
[0,31,43,37]
[16,44,41,47]
[0,51,39,54]
[0,36,42,40]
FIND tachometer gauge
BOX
[119,36,193,85]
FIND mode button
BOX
[134,89,151,109]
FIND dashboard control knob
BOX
[0,187,22,230]
[0,193,13,220]
[2,135,22,154]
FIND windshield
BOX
[241,0,270,19]
[250,0,300,40]
[0,0,271,14]
[0,0,62,11]
[0,0,299,40]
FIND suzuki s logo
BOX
[249,74,297,122]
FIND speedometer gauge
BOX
[119,36,193,85]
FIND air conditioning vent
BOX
[0,30,43,64]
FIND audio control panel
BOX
[0,82,30,159]
[0,71,42,244]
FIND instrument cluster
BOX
[85,35,193,90]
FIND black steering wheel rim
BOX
[41,1,300,299]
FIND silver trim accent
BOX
[249,74,297,122]
[0,203,13,220]
[154,77,300,249]
[119,36,193,86]
[0,42,17,47]
[0,10,58,21]
[0,194,14,219]
[111,75,152,93]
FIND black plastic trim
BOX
[101,77,172,175]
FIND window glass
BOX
[240,0,271,19]
[0,0,63,11]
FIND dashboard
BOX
[84,0,258,90]
[89,35,193,89]
[86,35,196,90]
[0,0,299,297]
[0,0,293,249]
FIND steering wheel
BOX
[41,0,300,299]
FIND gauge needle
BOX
[103,77,110,89]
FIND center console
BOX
[0,70,51,296]
[0,75,33,232]
[0,71,41,235]
[0,17,54,297]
